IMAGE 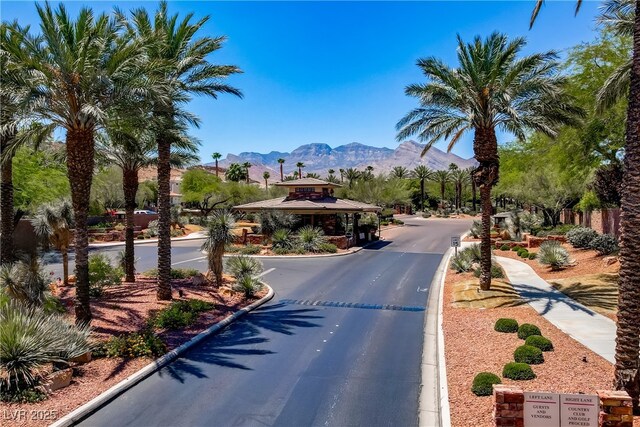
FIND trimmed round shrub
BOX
[566,226,598,249]
[528,252,537,260]
[494,318,519,333]
[471,372,502,396]
[518,323,542,339]
[502,362,536,380]
[511,246,523,252]
[589,234,619,256]
[514,345,544,364]
[500,244,510,251]
[525,335,554,352]
[518,249,529,258]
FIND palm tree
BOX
[531,0,640,408]
[450,168,470,210]
[225,163,246,182]
[339,168,345,183]
[277,158,285,181]
[31,200,74,286]
[465,167,477,211]
[296,162,305,178]
[530,0,640,413]
[397,33,581,291]
[125,2,242,301]
[344,168,360,189]
[412,165,433,211]
[212,152,222,177]
[3,4,146,324]
[392,166,410,179]
[201,210,235,285]
[243,162,252,184]
[263,171,270,189]
[432,170,451,207]
[306,172,320,179]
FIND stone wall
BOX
[597,390,634,427]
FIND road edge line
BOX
[49,285,275,427]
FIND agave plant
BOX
[0,301,91,390]
[233,275,263,298]
[537,241,571,271]
[271,228,294,250]
[297,226,327,253]
[450,253,473,273]
[225,255,263,281]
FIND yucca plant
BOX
[233,275,263,298]
[450,253,473,273]
[537,241,571,270]
[297,226,327,253]
[225,255,263,281]
[201,211,236,285]
[271,228,294,250]
[0,257,49,307]
[0,301,91,390]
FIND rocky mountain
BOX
[209,140,476,184]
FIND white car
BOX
[134,210,156,215]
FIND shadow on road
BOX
[361,240,392,250]
[159,302,323,383]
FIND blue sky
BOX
[1,1,601,161]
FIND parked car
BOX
[134,210,156,215]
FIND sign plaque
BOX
[451,236,460,247]
[524,392,560,427]
[560,394,599,427]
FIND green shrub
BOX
[88,254,123,297]
[514,345,544,364]
[464,244,482,262]
[494,318,519,333]
[451,253,473,273]
[566,226,598,249]
[518,323,542,339]
[528,252,537,260]
[226,255,263,280]
[473,264,504,278]
[525,335,554,352]
[271,228,294,250]
[233,275,264,298]
[151,299,214,330]
[318,243,338,253]
[535,224,576,237]
[471,372,501,396]
[517,249,529,258]
[141,268,199,279]
[273,247,291,255]
[239,244,261,255]
[589,234,619,256]
[0,387,47,403]
[511,246,523,252]
[137,234,145,240]
[502,362,536,380]
[104,330,166,358]
[500,244,510,251]
[297,226,327,252]
[470,220,482,238]
[537,241,571,270]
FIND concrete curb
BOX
[49,285,275,427]
[88,234,207,249]
[419,231,468,427]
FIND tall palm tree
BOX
[339,168,345,183]
[125,2,242,300]
[397,33,581,290]
[465,166,477,211]
[243,162,252,184]
[296,162,305,178]
[3,4,145,324]
[450,167,470,210]
[31,200,73,286]
[277,158,285,181]
[201,210,235,286]
[225,163,246,182]
[212,152,222,177]
[344,168,360,189]
[412,165,433,211]
[532,0,640,412]
[263,171,270,189]
[392,166,410,179]
[432,170,451,207]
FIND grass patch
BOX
[451,278,525,309]
[549,273,618,317]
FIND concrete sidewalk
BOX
[495,255,616,363]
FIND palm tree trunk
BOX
[420,179,425,211]
[472,179,477,212]
[62,248,69,286]
[215,159,219,178]
[440,182,445,206]
[66,128,95,325]
[614,0,640,410]
[473,126,500,291]
[122,167,138,282]
[156,135,172,300]
[298,167,302,178]
[280,164,284,181]
[210,243,225,285]
[0,138,15,265]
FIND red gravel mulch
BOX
[4,276,267,427]
[443,270,619,427]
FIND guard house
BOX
[233,178,381,246]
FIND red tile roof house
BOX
[233,178,381,248]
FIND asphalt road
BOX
[74,217,471,427]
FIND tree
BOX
[3,4,146,324]
[225,163,247,182]
[201,210,235,285]
[277,158,285,181]
[531,0,640,408]
[125,2,242,301]
[593,162,623,206]
[12,146,69,212]
[339,168,345,183]
[212,152,222,177]
[326,169,339,184]
[466,167,478,211]
[305,172,320,179]
[243,162,252,184]
[344,168,360,189]
[392,166,410,179]
[397,32,581,290]
[450,168,470,209]
[296,162,305,178]
[432,170,451,207]
[181,169,228,217]
[412,165,433,211]
[263,171,270,189]
[31,200,74,286]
